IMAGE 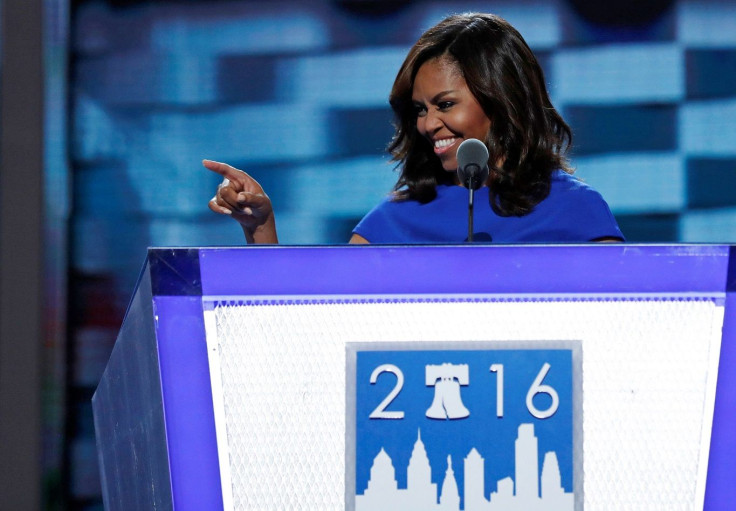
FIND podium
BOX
[93,245,736,510]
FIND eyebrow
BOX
[412,90,457,104]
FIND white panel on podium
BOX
[204,297,723,510]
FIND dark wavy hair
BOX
[388,13,573,216]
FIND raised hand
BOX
[203,159,278,244]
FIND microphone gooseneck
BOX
[456,139,489,242]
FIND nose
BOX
[419,108,442,137]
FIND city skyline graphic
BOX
[355,424,573,511]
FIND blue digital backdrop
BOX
[56,0,736,508]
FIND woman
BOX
[206,13,624,244]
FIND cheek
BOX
[473,112,492,139]
[450,109,489,139]
[459,101,492,138]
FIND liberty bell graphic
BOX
[425,363,470,419]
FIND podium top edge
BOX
[142,244,736,297]
[147,243,733,249]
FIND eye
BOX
[413,103,427,117]
[438,101,454,111]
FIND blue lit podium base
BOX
[92,245,736,510]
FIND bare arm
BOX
[349,233,370,244]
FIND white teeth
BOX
[434,138,457,149]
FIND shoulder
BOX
[351,193,412,243]
[550,170,593,191]
[362,185,458,215]
[547,170,608,208]
[535,170,625,241]
[352,186,461,243]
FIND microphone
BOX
[456,138,489,190]
[456,139,489,242]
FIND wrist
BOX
[241,214,278,244]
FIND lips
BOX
[433,137,459,155]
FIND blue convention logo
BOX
[351,346,578,511]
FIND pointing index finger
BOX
[202,159,246,181]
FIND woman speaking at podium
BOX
[204,12,624,244]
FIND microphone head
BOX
[456,138,489,190]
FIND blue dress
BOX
[353,171,624,243]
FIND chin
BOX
[441,159,458,172]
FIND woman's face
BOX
[412,56,492,172]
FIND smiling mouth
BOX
[433,137,459,155]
